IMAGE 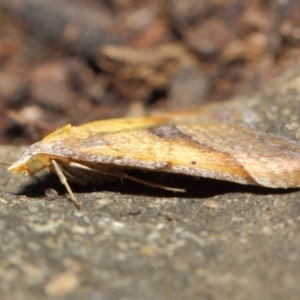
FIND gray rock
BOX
[2,65,300,299]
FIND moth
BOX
[8,115,300,209]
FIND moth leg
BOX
[52,160,81,210]
[113,172,185,193]
[56,163,89,185]
[0,160,11,166]
[69,162,185,193]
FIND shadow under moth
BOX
[8,112,300,209]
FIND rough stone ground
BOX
[2,66,300,299]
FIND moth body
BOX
[8,116,300,208]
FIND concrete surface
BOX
[2,66,300,299]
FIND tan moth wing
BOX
[9,117,300,188]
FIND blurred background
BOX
[1,0,300,144]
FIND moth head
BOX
[8,153,49,176]
[26,155,45,175]
[7,136,53,177]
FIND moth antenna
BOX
[51,160,81,210]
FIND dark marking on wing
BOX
[148,125,188,140]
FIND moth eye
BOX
[27,155,44,174]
